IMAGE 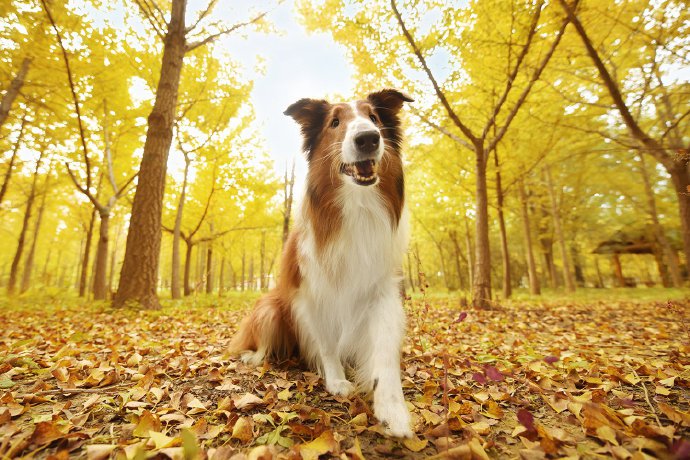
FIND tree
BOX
[114,0,267,309]
[557,0,690,278]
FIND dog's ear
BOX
[367,89,413,149]
[284,98,330,159]
[367,89,413,116]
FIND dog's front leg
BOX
[365,285,412,438]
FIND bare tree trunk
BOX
[0,116,27,207]
[114,0,187,309]
[108,224,119,296]
[494,151,511,299]
[612,254,625,287]
[79,209,96,297]
[406,251,415,292]
[183,238,193,296]
[248,256,254,292]
[449,230,466,290]
[472,147,492,307]
[92,210,110,299]
[545,166,575,292]
[638,155,683,286]
[218,253,225,297]
[594,257,604,288]
[8,150,45,295]
[171,154,190,299]
[205,241,213,294]
[0,58,31,130]
[20,176,49,293]
[464,215,474,287]
[241,247,245,292]
[282,159,295,247]
[519,178,540,295]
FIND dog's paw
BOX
[239,350,265,366]
[325,379,355,397]
[374,397,413,438]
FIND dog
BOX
[229,89,414,438]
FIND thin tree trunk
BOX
[108,225,119,296]
[449,230,466,290]
[171,155,190,299]
[205,241,213,294]
[92,210,110,299]
[282,159,295,247]
[638,155,683,287]
[594,257,604,288]
[183,238,193,296]
[79,209,96,297]
[612,254,625,287]
[494,151,511,299]
[218,253,225,297]
[248,256,254,292]
[406,251,415,292]
[0,116,27,207]
[114,0,187,309]
[545,166,575,292]
[241,247,245,292]
[20,176,49,293]
[464,215,474,287]
[519,178,540,295]
[42,244,53,286]
[472,147,492,308]
[7,150,44,295]
[0,58,31,130]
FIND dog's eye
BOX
[331,118,339,128]
[369,114,377,123]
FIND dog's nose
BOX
[354,130,380,155]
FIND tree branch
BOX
[132,0,166,40]
[390,0,479,146]
[487,3,574,155]
[482,0,544,141]
[186,0,218,34]
[556,0,666,158]
[185,11,267,53]
[42,0,93,191]
[410,107,474,151]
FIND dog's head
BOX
[285,89,413,187]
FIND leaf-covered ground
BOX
[1,291,689,459]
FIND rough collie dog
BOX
[229,89,413,438]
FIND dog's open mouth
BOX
[340,159,378,186]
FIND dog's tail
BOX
[228,293,297,365]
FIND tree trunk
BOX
[638,155,683,286]
[464,215,474,287]
[545,166,575,292]
[612,254,625,287]
[241,248,246,292]
[594,257,604,288]
[7,150,44,295]
[248,256,254,292]
[205,241,213,294]
[183,239,193,296]
[667,165,690,277]
[282,160,295,247]
[494,155,511,299]
[0,116,27,207]
[449,230,466,290]
[406,251,415,292]
[472,148,492,308]
[171,155,190,299]
[433,239,450,290]
[20,178,49,293]
[218,254,225,297]
[79,209,96,297]
[0,58,31,130]
[114,0,187,309]
[92,210,110,300]
[519,178,540,295]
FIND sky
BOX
[213,1,355,186]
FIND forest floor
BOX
[0,289,689,459]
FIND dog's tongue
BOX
[355,160,374,177]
